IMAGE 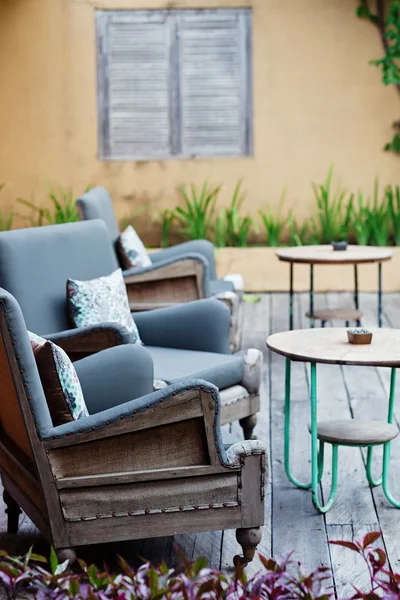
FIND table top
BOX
[267,328,400,366]
[276,245,393,265]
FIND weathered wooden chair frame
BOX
[0,292,267,566]
[76,188,242,352]
[0,220,260,440]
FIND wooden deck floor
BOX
[2,292,400,596]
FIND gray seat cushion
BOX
[147,346,243,390]
[209,279,235,295]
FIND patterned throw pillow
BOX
[28,332,88,426]
[116,225,152,270]
[67,268,141,345]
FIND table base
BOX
[285,358,400,512]
[289,263,383,330]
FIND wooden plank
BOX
[270,292,331,575]
[269,293,309,402]
[56,464,232,489]
[312,293,381,597]
[221,294,271,575]
[297,292,379,596]
[328,524,380,598]
[305,293,379,526]
[355,292,400,572]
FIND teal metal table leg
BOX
[284,358,312,488]
[310,363,339,513]
[284,358,325,489]
[381,368,400,508]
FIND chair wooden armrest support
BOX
[47,324,132,360]
[124,258,206,309]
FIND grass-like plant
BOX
[287,215,316,246]
[367,178,391,246]
[258,187,289,247]
[386,183,400,245]
[17,185,89,226]
[176,180,221,240]
[152,208,176,248]
[0,183,14,231]
[349,192,371,246]
[217,179,256,247]
[311,165,353,243]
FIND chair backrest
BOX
[77,187,121,249]
[0,288,53,449]
[0,220,119,335]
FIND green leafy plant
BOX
[152,208,176,248]
[367,178,391,246]
[349,192,372,246]
[310,165,353,243]
[213,180,256,248]
[287,215,317,246]
[0,183,14,231]
[17,185,91,226]
[214,208,229,248]
[386,183,400,245]
[176,180,221,240]
[258,187,289,247]
[357,1,400,153]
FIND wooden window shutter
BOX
[97,11,172,160]
[176,9,252,157]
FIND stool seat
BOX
[309,419,399,445]
[305,308,363,322]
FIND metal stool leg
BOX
[310,363,339,512]
[309,265,314,328]
[354,265,361,327]
[289,263,294,330]
[381,368,400,507]
[378,263,383,328]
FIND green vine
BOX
[357,0,400,152]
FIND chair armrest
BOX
[74,344,154,414]
[151,240,217,280]
[226,440,268,467]
[122,253,211,309]
[45,323,133,360]
[43,380,233,469]
[234,349,263,394]
[133,299,231,354]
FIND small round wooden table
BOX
[266,328,400,513]
[276,245,393,330]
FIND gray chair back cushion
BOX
[0,220,118,335]
[77,187,121,248]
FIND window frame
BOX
[96,8,253,161]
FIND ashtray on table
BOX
[347,328,373,345]
[331,241,348,251]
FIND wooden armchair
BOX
[0,289,267,565]
[0,221,261,440]
[77,187,242,351]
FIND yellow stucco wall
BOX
[0,0,398,240]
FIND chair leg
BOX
[234,527,262,568]
[56,547,77,565]
[3,490,22,534]
[239,414,257,440]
